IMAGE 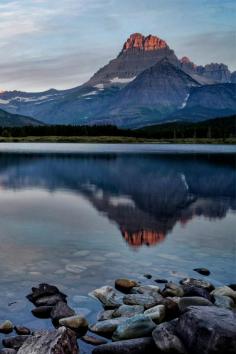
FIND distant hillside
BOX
[0,108,43,127]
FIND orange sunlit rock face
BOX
[122,33,167,52]
[121,228,165,248]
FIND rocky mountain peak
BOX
[122,33,168,53]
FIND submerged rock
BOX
[90,318,128,337]
[17,327,78,354]
[144,305,165,323]
[32,306,53,319]
[155,279,168,284]
[182,284,213,301]
[59,315,88,336]
[123,294,159,309]
[97,309,115,321]
[152,320,187,353]
[193,268,210,276]
[35,294,67,307]
[89,286,122,309]
[180,278,214,292]
[50,301,75,325]
[92,337,156,354]
[112,315,156,341]
[82,334,107,346]
[214,295,235,309]
[144,274,152,279]
[14,326,31,335]
[2,336,30,350]
[115,279,138,293]
[211,286,236,302]
[27,283,66,304]
[162,283,184,297]
[0,320,14,334]
[131,285,161,298]
[176,306,236,354]
[113,304,144,318]
[178,297,213,312]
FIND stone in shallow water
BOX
[97,309,115,321]
[178,297,213,312]
[82,335,107,346]
[14,326,31,335]
[0,320,14,334]
[143,274,152,279]
[32,306,53,319]
[113,304,144,318]
[211,286,236,302]
[159,298,180,321]
[50,301,75,325]
[214,295,235,309]
[162,283,184,297]
[132,285,161,296]
[3,336,30,350]
[182,284,213,301]
[155,279,168,284]
[152,320,187,354]
[193,268,210,276]
[123,294,159,309]
[144,305,165,323]
[115,279,138,293]
[35,294,67,307]
[112,315,156,341]
[17,327,78,354]
[92,337,156,354]
[27,283,66,304]
[89,286,122,309]
[90,318,128,337]
[176,306,236,354]
[180,278,214,292]
[59,315,88,336]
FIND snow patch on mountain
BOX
[110,77,136,84]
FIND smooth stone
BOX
[112,315,156,341]
[113,304,144,318]
[159,298,180,321]
[143,274,152,279]
[92,337,156,354]
[211,286,236,302]
[144,305,165,323]
[0,350,17,354]
[193,268,210,276]
[50,302,75,325]
[179,297,213,312]
[14,326,31,335]
[2,336,30,350]
[82,334,108,346]
[166,297,181,305]
[89,286,122,309]
[180,278,214,292]
[132,285,161,298]
[17,327,78,354]
[176,306,236,354]
[90,318,128,337]
[97,310,115,321]
[27,283,66,304]
[155,279,168,284]
[162,283,184,297]
[214,295,235,309]
[35,294,67,307]
[59,315,88,336]
[0,320,14,334]
[182,284,213,302]
[152,320,187,354]
[115,279,138,294]
[123,294,159,309]
[32,306,53,319]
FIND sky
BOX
[0,0,235,92]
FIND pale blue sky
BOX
[0,0,235,91]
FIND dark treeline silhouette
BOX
[0,115,235,139]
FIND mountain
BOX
[0,108,43,127]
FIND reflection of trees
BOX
[0,153,235,247]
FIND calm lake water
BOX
[0,143,235,350]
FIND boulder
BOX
[17,327,78,354]
[82,334,107,346]
[178,297,213,312]
[211,286,236,302]
[32,306,53,319]
[162,283,184,297]
[0,320,14,334]
[144,305,165,323]
[214,295,235,309]
[115,279,138,293]
[90,318,128,337]
[182,284,213,301]
[14,326,31,335]
[89,286,122,309]
[152,320,187,353]
[113,305,144,318]
[92,337,156,353]
[123,294,159,309]
[144,274,152,279]
[176,306,236,354]
[97,309,114,321]
[27,283,66,304]
[193,268,210,276]
[180,278,214,292]
[35,294,67,307]
[112,315,156,341]
[2,336,30,350]
[155,279,168,284]
[50,301,75,325]
[159,298,180,320]
[59,315,88,336]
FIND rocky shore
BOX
[0,271,236,354]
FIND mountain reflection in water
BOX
[0,153,235,247]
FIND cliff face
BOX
[122,33,167,52]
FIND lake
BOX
[0,143,235,350]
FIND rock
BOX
[17,327,78,354]
[155,279,168,284]
[162,283,184,297]
[14,326,31,335]
[27,283,66,304]
[115,279,138,293]
[178,297,213,312]
[152,320,187,353]
[211,286,236,302]
[2,336,30,350]
[159,298,180,320]
[113,305,144,318]
[132,285,161,298]
[180,278,214,292]
[90,318,128,337]
[0,320,14,334]
[35,294,67,307]
[182,284,213,301]
[112,315,156,341]
[59,315,88,336]
[214,295,235,309]
[0,350,17,354]
[89,286,122,309]
[92,337,156,354]
[32,306,53,318]
[51,301,75,325]
[97,309,115,321]
[176,306,236,354]
[193,268,210,276]
[144,274,152,279]
[82,334,108,346]
[144,304,165,323]
[166,297,181,305]
[123,294,159,309]
[228,284,236,291]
